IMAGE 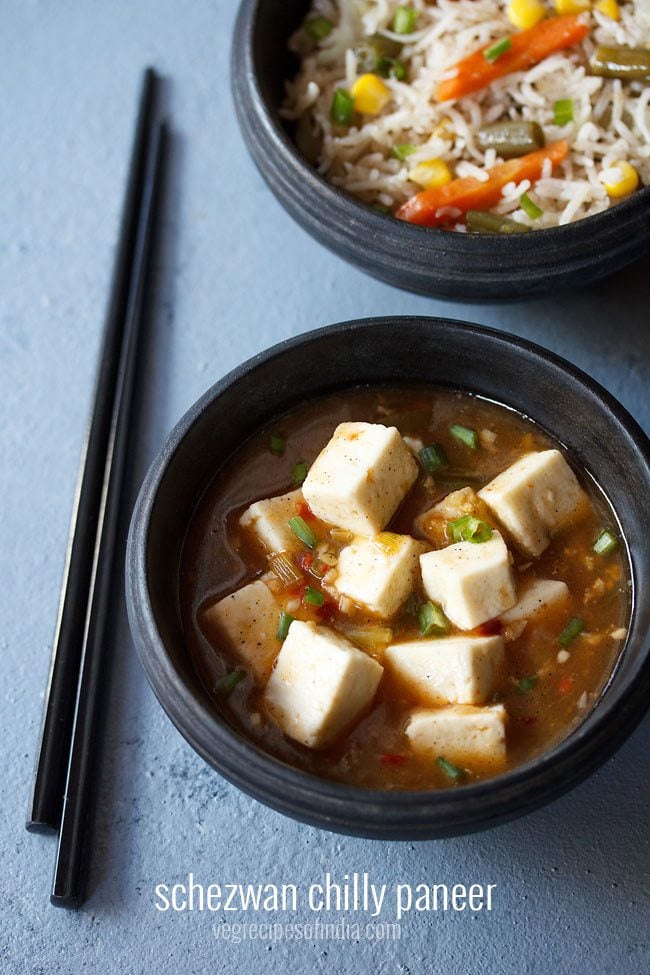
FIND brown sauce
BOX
[179,386,630,791]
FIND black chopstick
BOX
[27,68,158,834]
[51,117,167,909]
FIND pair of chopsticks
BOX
[26,67,166,908]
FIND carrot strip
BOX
[436,15,589,102]
[396,140,568,227]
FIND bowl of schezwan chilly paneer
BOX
[126,317,650,838]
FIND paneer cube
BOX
[501,578,569,624]
[202,580,280,682]
[385,634,505,705]
[239,488,304,555]
[419,531,516,630]
[302,422,418,535]
[263,620,383,748]
[406,704,507,766]
[416,486,492,548]
[478,450,586,557]
[500,578,569,641]
[331,533,424,618]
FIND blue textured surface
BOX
[1,3,648,972]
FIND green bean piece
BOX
[466,211,531,234]
[354,33,402,72]
[590,46,650,81]
[477,120,545,159]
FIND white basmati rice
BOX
[283,0,650,227]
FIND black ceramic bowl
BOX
[231,0,650,301]
[126,317,650,839]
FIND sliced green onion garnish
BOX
[391,143,417,161]
[216,668,246,695]
[554,98,574,126]
[345,625,393,649]
[418,601,450,636]
[516,675,538,694]
[393,5,418,34]
[288,515,316,549]
[593,528,618,556]
[276,611,294,641]
[304,15,333,42]
[373,203,391,214]
[559,616,585,646]
[448,515,493,544]
[520,192,544,219]
[419,442,449,472]
[292,460,309,486]
[331,88,355,125]
[269,431,286,456]
[450,423,479,449]
[304,585,325,607]
[436,756,465,781]
[484,37,512,63]
[378,56,408,80]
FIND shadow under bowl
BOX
[231,0,650,301]
[126,316,650,839]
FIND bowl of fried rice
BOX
[232,0,650,299]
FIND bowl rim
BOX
[126,316,650,838]
[232,0,650,251]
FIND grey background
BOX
[2,2,648,972]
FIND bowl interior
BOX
[130,318,650,835]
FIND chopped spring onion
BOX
[517,675,538,694]
[288,515,316,549]
[377,56,408,80]
[436,756,465,781]
[373,203,391,214]
[520,191,544,219]
[269,431,286,456]
[292,459,309,486]
[216,668,246,695]
[484,37,512,63]
[346,625,394,649]
[393,5,418,34]
[304,15,333,42]
[559,616,585,646]
[448,515,493,544]
[450,423,479,449]
[276,611,294,641]
[269,552,303,588]
[467,210,530,234]
[593,528,618,556]
[374,532,404,555]
[331,88,355,125]
[554,98,574,126]
[419,601,450,636]
[304,585,325,607]
[391,143,417,161]
[419,442,449,472]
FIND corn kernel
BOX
[430,118,454,142]
[600,161,639,198]
[507,0,546,30]
[350,73,391,115]
[554,0,591,14]
[595,0,620,19]
[409,158,453,189]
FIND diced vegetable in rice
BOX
[283,0,649,228]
